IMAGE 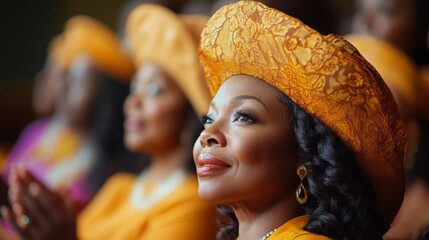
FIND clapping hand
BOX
[1,167,77,240]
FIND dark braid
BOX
[281,93,385,239]
[216,205,238,240]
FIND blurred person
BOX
[352,0,429,66]
[1,4,218,240]
[211,0,340,35]
[346,34,429,240]
[196,1,405,239]
[0,15,137,239]
[418,29,429,127]
[0,36,67,209]
[180,0,213,15]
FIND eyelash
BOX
[200,114,213,126]
[200,110,257,127]
[233,110,257,123]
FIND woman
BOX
[1,15,139,237]
[194,1,406,239]
[2,4,217,240]
[0,35,66,208]
[78,5,217,239]
[352,0,429,66]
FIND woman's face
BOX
[193,75,298,204]
[352,0,417,56]
[60,54,101,129]
[33,59,67,117]
[124,63,188,154]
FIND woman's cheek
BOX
[229,131,263,164]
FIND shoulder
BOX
[101,172,136,193]
[86,172,136,206]
[78,172,137,220]
[271,215,331,240]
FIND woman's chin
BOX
[197,182,232,204]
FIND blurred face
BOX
[193,75,298,204]
[124,63,188,154]
[32,59,66,117]
[60,54,102,129]
[352,0,417,56]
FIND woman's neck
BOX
[231,193,303,240]
[147,144,190,183]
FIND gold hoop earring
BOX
[296,165,308,204]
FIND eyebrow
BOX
[210,95,267,109]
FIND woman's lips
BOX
[124,117,144,131]
[196,153,231,177]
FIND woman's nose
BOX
[199,124,226,148]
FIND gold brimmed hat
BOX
[60,16,134,81]
[199,1,406,224]
[125,4,211,115]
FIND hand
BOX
[1,166,77,240]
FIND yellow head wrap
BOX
[199,1,406,224]
[125,4,211,115]
[59,16,134,81]
[47,35,68,71]
[345,34,419,115]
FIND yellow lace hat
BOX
[199,1,406,224]
[59,16,134,81]
[126,4,211,115]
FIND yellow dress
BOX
[238,215,331,240]
[268,215,331,240]
[77,172,218,240]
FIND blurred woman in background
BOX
[2,4,218,240]
[352,0,429,66]
[1,15,139,239]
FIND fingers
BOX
[27,181,62,222]
[1,205,30,240]
[18,182,51,230]
[6,166,78,240]
[16,167,42,186]
[8,167,59,229]
[13,167,61,220]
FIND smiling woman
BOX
[76,4,218,240]
[195,1,406,240]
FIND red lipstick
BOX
[196,153,231,177]
[124,117,143,131]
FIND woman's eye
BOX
[233,111,256,123]
[200,114,214,126]
[129,84,137,94]
[146,83,163,96]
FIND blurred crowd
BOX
[0,0,428,239]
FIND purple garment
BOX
[2,118,92,206]
[2,118,50,181]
